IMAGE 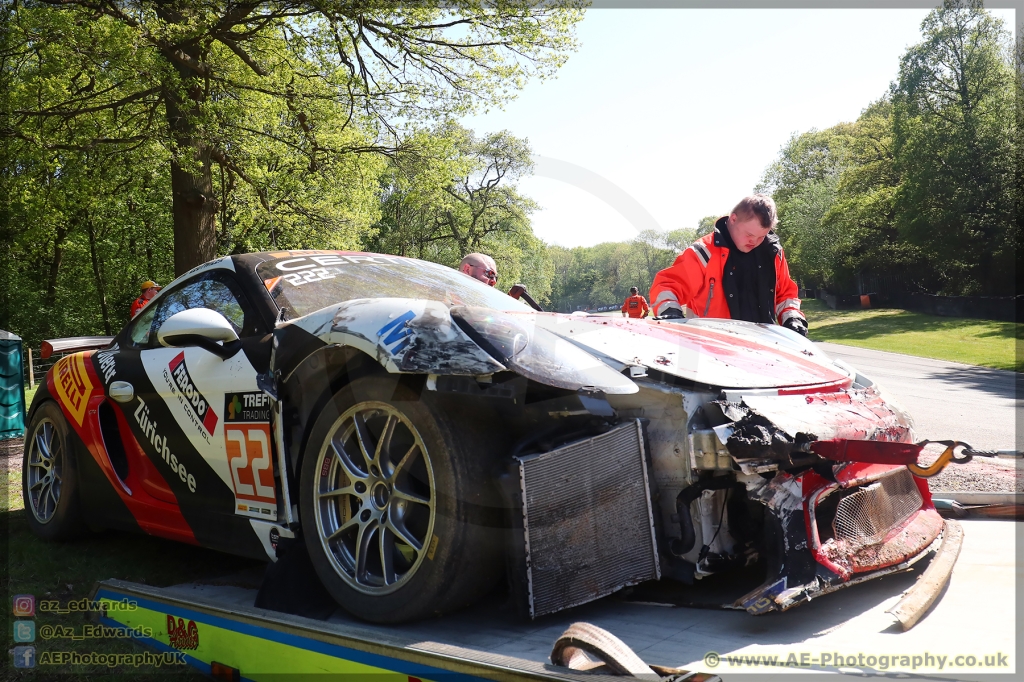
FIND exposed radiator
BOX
[515,420,660,618]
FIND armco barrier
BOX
[889,292,1020,322]
[818,290,1020,322]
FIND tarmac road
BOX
[816,342,1019,453]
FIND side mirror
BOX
[157,309,240,359]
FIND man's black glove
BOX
[783,317,808,336]
[658,306,684,319]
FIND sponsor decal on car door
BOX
[141,347,254,489]
[52,353,95,427]
[223,391,277,520]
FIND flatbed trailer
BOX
[89,578,720,681]
[86,518,1015,681]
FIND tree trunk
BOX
[85,211,112,334]
[41,223,71,337]
[44,224,70,315]
[163,44,218,276]
[169,147,217,276]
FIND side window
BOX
[128,304,159,347]
[130,273,261,348]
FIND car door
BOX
[117,269,274,559]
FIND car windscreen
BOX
[256,253,531,319]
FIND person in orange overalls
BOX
[621,287,650,318]
[130,280,162,318]
[649,195,807,335]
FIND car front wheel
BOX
[299,378,501,623]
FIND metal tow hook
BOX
[907,441,971,478]
[907,440,1022,478]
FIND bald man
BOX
[459,253,498,287]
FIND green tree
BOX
[891,0,1014,295]
[7,1,582,275]
[367,123,540,291]
[758,125,856,287]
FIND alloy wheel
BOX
[313,401,436,595]
[26,418,64,524]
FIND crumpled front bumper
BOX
[718,386,950,621]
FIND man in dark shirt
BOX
[718,219,772,323]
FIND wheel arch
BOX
[279,343,424,510]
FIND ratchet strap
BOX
[810,438,1022,478]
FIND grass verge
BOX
[803,299,1022,372]
[2,438,261,679]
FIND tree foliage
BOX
[546,235,678,313]
[2,0,581,345]
[760,0,1014,296]
[6,0,583,274]
[890,0,1014,295]
[366,122,540,292]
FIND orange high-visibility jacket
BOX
[649,220,804,325]
[621,294,650,318]
[130,296,150,319]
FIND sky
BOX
[461,6,1017,248]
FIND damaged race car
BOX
[25,250,961,625]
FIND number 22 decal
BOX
[225,425,276,504]
[282,267,335,287]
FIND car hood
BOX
[519,313,850,390]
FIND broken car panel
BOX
[25,250,961,627]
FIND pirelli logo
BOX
[168,352,219,435]
[54,353,94,426]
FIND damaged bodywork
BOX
[261,253,956,624]
[26,249,960,628]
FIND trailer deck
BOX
[90,519,1016,680]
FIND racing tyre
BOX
[300,378,502,623]
[22,401,86,540]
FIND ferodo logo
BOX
[134,397,196,493]
[166,615,198,650]
[53,353,94,426]
[168,352,218,435]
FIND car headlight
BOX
[450,307,638,395]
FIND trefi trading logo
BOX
[224,391,277,520]
[53,353,94,426]
[164,351,219,443]
[166,615,199,650]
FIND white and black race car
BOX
[26,250,955,624]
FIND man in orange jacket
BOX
[649,195,807,335]
[621,287,650,318]
[130,280,162,319]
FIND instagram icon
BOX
[12,595,35,617]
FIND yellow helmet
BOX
[140,280,161,290]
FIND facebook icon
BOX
[13,645,36,668]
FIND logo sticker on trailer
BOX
[224,392,277,520]
[163,352,219,443]
[166,615,199,650]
